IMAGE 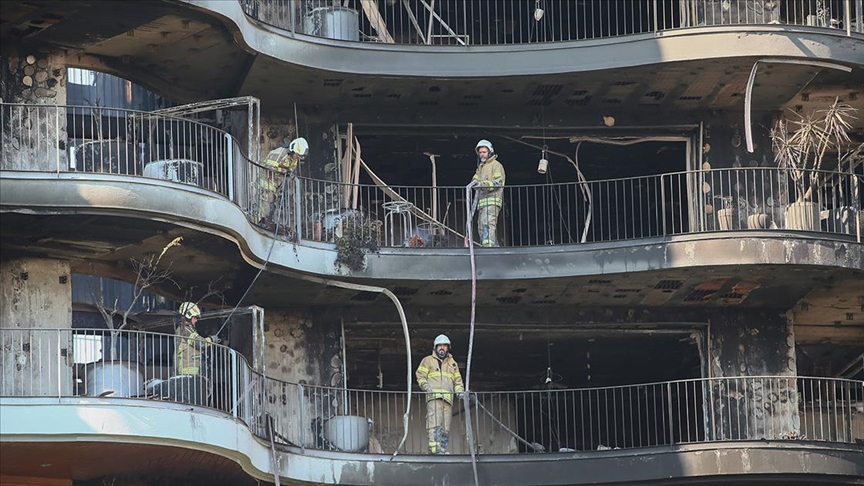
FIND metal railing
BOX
[0,103,235,198]
[2,328,862,455]
[239,0,862,46]
[297,167,862,248]
[2,101,861,247]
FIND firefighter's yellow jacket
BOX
[416,352,465,404]
[472,154,505,207]
[261,147,299,191]
[175,323,213,376]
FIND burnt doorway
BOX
[343,126,691,246]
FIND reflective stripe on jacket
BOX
[176,323,212,375]
[416,353,465,404]
[472,154,505,207]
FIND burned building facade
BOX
[1,1,863,485]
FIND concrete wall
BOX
[1,50,68,171]
[700,113,785,229]
[0,257,73,396]
[260,309,343,445]
[262,309,342,385]
[1,51,67,105]
[707,310,799,440]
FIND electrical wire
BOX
[501,135,592,242]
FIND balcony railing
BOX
[0,103,236,199]
[239,0,863,46]
[1,328,862,455]
[2,102,862,249]
[292,167,862,248]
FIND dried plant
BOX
[334,213,379,271]
[92,236,183,333]
[770,98,858,201]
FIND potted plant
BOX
[770,99,858,231]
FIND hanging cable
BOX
[215,172,287,336]
[539,109,556,245]
[463,179,481,486]
[502,135,591,243]
[217,100,305,336]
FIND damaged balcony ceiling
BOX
[0,0,251,102]
[241,55,864,122]
[4,211,862,332]
[3,1,862,122]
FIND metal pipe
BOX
[745,58,852,153]
[341,317,348,414]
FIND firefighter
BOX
[174,301,215,406]
[175,302,212,376]
[471,139,505,247]
[258,137,309,231]
[416,334,465,454]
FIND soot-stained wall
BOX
[263,309,342,386]
[261,309,343,447]
[707,309,799,440]
[0,257,73,396]
[1,50,68,171]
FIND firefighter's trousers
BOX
[477,204,501,247]
[426,398,452,454]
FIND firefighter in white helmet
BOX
[175,302,214,376]
[471,139,506,247]
[416,334,465,454]
[174,302,218,405]
[258,137,309,232]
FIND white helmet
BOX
[433,334,451,347]
[475,139,494,154]
[179,302,201,320]
[288,137,309,157]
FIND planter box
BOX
[717,208,735,230]
[785,201,820,231]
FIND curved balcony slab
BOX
[2,398,863,485]
[1,172,862,285]
[184,0,864,78]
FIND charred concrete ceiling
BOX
[2,1,863,388]
[0,212,864,380]
[2,210,862,329]
[1,1,863,130]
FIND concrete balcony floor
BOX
[2,398,863,485]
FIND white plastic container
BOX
[324,415,369,452]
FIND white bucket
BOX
[324,415,369,452]
[85,361,144,397]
